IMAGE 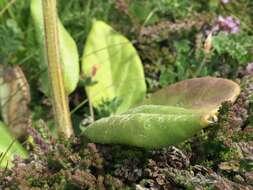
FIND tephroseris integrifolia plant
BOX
[42,0,73,138]
[83,77,240,149]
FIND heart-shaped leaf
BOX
[82,21,146,113]
[142,77,240,113]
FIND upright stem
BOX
[42,0,73,138]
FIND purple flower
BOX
[231,26,239,34]
[212,16,240,34]
[224,17,236,28]
[246,62,253,74]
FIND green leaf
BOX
[142,77,240,114]
[83,77,240,149]
[82,20,146,113]
[0,1,4,6]
[30,0,80,95]
[83,111,211,149]
[0,121,28,168]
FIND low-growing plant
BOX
[83,77,240,149]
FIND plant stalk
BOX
[42,0,73,138]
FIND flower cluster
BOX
[212,16,240,34]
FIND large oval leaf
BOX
[142,77,240,113]
[82,21,146,113]
[30,0,79,95]
[83,110,213,149]
[83,77,240,149]
[0,121,28,168]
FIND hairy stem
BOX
[42,0,73,138]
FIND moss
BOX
[1,78,253,189]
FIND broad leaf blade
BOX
[82,21,146,113]
[0,121,28,168]
[142,77,240,113]
[83,112,212,149]
[83,77,240,149]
